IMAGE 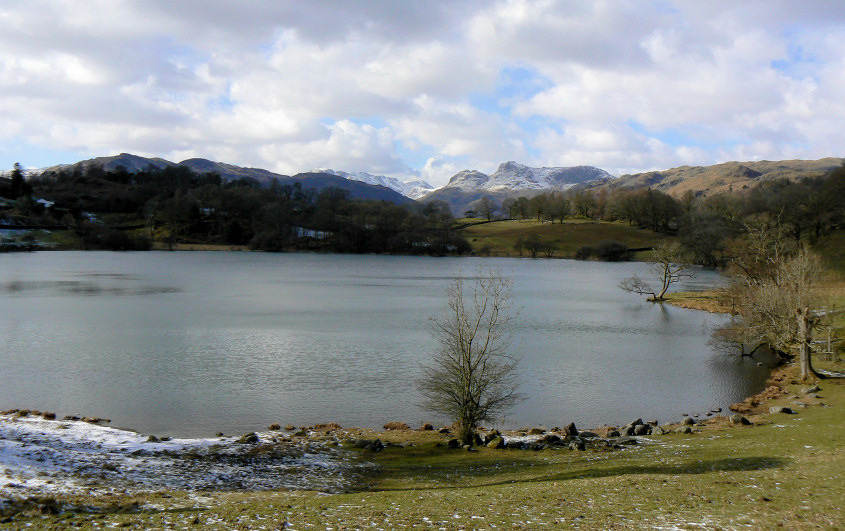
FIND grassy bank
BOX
[4,363,842,529]
[457,218,667,259]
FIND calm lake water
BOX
[0,252,775,437]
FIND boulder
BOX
[729,414,752,426]
[438,427,451,434]
[542,434,563,445]
[568,440,586,451]
[447,438,462,449]
[268,423,281,431]
[420,423,434,431]
[579,430,599,438]
[588,438,610,449]
[483,430,501,444]
[367,439,385,451]
[802,385,821,395]
[769,406,795,415]
[236,432,259,444]
[528,427,545,435]
[607,429,621,438]
[145,435,160,443]
[487,436,505,449]
[651,425,666,435]
[473,433,484,447]
[633,424,651,436]
[612,436,639,446]
[682,417,695,426]
[563,422,579,437]
[628,418,644,427]
[675,426,693,434]
[353,438,384,451]
[41,412,56,420]
[621,426,635,436]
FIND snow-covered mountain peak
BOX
[315,168,433,199]
[442,162,613,193]
[446,170,489,190]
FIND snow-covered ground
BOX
[0,413,366,500]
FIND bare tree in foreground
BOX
[619,240,693,301]
[419,269,521,445]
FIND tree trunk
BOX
[457,419,475,446]
[797,307,814,381]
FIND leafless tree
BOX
[718,214,826,378]
[619,240,693,301]
[419,269,521,445]
[733,247,823,367]
[473,196,496,222]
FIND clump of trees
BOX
[575,240,629,261]
[0,163,33,199]
[419,269,522,446]
[718,214,826,378]
[19,163,472,255]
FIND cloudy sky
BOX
[1,1,843,186]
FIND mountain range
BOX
[13,153,843,214]
[443,161,613,192]
[420,161,614,214]
[30,153,413,205]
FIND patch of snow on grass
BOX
[0,414,366,498]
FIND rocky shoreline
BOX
[1,362,830,502]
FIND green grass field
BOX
[458,218,668,258]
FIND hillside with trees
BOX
[0,163,469,255]
[457,163,844,264]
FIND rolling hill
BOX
[598,157,843,197]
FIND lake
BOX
[0,252,775,437]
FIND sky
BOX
[1,1,843,187]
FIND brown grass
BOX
[664,289,733,313]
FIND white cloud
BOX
[255,120,412,177]
[0,0,843,186]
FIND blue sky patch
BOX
[0,137,83,171]
[469,65,553,118]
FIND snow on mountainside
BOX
[445,161,613,192]
[315,169,434,199]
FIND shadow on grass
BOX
[373,455,790,492]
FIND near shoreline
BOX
[2,361,840,529]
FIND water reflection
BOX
[3,279,180,296]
